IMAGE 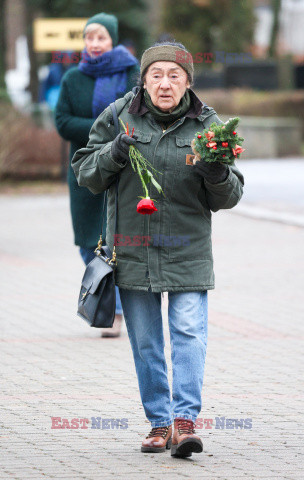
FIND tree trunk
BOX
[0,0,6,89]
[269,0,281,58]
[25,0,39,102]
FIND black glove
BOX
[111,133,137,164]
[193,159,229,184]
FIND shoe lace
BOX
[146,425,170,439]
[175,418,196,435]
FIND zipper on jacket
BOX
[161,118,181,133]
[147,122,177,290]
[146,215,151,288]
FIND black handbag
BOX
[77,102,120,328]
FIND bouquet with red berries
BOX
[191,117,245,166]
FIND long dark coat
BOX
[55,65,139,248]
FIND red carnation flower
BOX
[137,198,158,215]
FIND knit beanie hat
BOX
[140,44,194,83]
[84,13,118,46]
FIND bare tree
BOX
[25,0,39,102]
[0,0,6,89]
[268,0,281,57]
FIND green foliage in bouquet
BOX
[192,117,245,165]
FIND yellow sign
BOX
[33,18,88,52]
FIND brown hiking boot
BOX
[171,418,203,457]
[141,425,172,453]
[101,314,122,338]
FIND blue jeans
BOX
[119,288,208,427]
[79,247,123,315]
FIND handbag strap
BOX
[110,101,120,137]
[95,102,120,264]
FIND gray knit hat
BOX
[140,44,194,82]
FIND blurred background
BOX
[0,0,303,216]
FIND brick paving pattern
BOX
[0,194,303,479]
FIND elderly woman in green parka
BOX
[72,41,244,458]
[55,12,139,337]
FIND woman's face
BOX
[144,61,190,112]
[84,25,113,57]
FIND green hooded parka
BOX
[72,89,244,292]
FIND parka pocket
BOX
[167,202,209,263]
[166,137,206,262]
[173,136,202,190]
[107,167,147,263]
[112,201,146,262]
[133,131,153,162]
[135,131,153,144]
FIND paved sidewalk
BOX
[233,158,304,227]
[0,194,303,479]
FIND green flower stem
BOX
[119,117,163,198]
[136,165,149,197]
